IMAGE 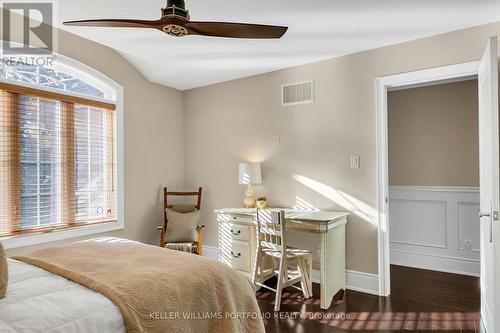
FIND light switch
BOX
[350,156,360,169]
[274,135,280,146]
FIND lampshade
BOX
[238,163,262,185]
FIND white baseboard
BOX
[311,269,378,295]
[203,245,379,296]
[391,250,480,277]
[345,270,379,295]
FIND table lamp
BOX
[238,163,262,208]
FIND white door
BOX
[478,36,500,333]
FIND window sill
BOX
[0,220,124,250]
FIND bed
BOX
[0,238,264,333]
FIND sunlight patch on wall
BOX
[293,175,378,226]
[294,196,320,212]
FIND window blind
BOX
[0,84,116,236]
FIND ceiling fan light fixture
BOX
[163,24,188,37]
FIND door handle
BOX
[478,210,495,243]
[478,211,491,218]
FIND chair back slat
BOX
[256,209,286,255]
[260,225,281,237]
[164,187,202,211]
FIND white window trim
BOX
[0,52,124,250]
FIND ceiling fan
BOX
[63,0,288,39]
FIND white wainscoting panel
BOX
[390,199,447,248]
[457,202,481,252]
[389,186,480,276]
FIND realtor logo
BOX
[1,1,55,55]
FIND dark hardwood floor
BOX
[256,265,480,332]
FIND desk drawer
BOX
[230,241,251,272]
[228,214,254,224]
[227,223,251,241]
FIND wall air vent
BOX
[282,80,315,106]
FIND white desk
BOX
[215,208,349,309]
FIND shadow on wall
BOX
[292,175,378,227]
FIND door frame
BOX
[375,61,480,296]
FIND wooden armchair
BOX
[157,187,205,255]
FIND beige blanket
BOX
[13,238,265,333]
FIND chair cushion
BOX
[165,242,196,253]
[165,208,200,242]
[0,241,7,299]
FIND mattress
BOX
[0,258,126,333]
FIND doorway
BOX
[387,78,481,318]
[387,78,480,276]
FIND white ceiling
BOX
[58,0,500,91]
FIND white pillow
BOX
[165,209,201,243]
[0,241,7,299]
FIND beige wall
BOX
[388,80,479,187]
[184,21,500,274]
[6,23,184,255]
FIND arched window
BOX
[0,53,123,245]
[0,62,105,98]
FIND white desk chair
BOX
[252,209,313,311]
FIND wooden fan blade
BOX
[63,18,166,29]
[185,21,288,39]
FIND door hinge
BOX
[493,211,499,221]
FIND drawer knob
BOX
[230,229,241,236]
[230,251,241,258]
